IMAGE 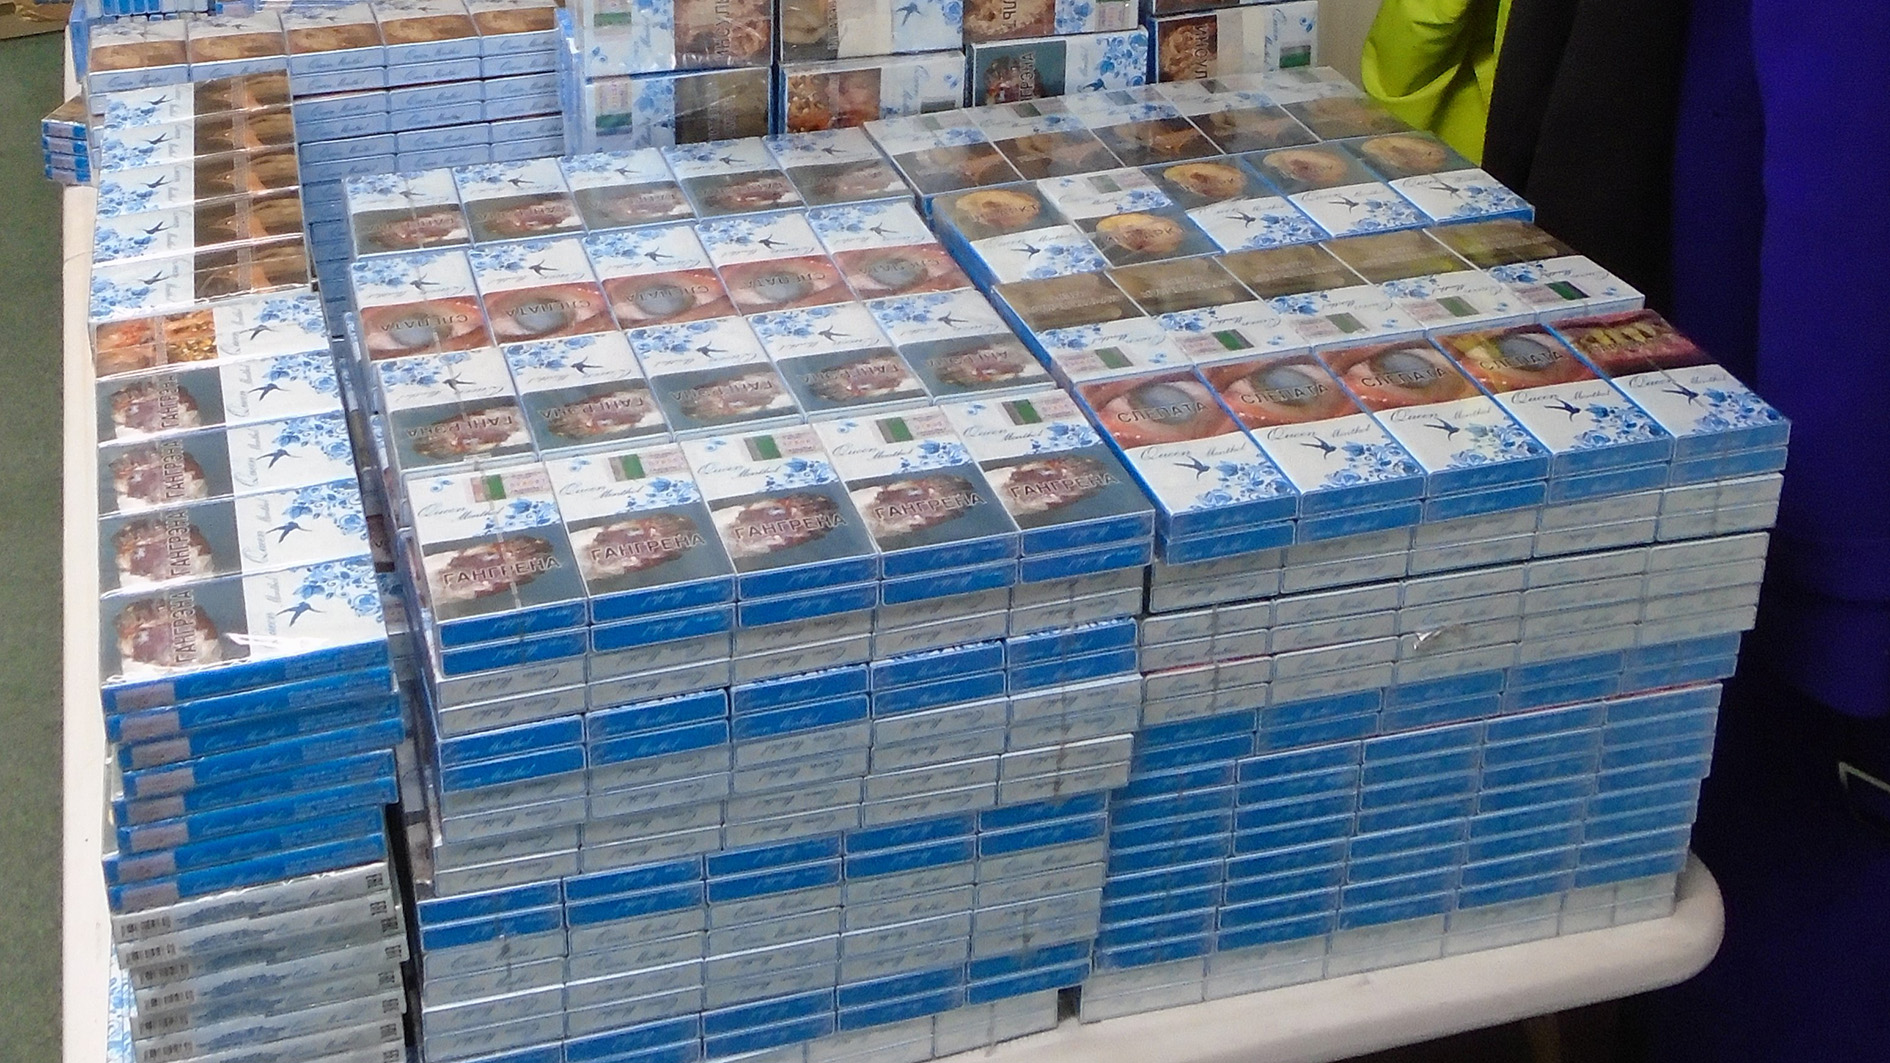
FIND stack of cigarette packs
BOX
[1144,0,1318,82]
[83,71,423,1063]
[44,96,92,185]
[71,55,1794,1063]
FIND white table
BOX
[54,60,1726,1063]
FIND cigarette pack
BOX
[765,128,914,207]
[97,414,360,521]
[930,183,1107,286]
[1323,229,1533,334]
[468,236,614,345]
[453,158,584,243]
[94,149,297,220]
[1246,142,1425,237]
[664,138,805,218]
[559,149,696,232]
[1033,314,1180,386]
[628,315,803,436]
[966,30,1151,108]
[92,195,309,268]
[182,11,288,81]
[779,51,968,134]
[778,0,963,61]
[1340,132,1531,225]
[95,104,296,173]
[95,550,388,718]
[863,289,1051,399]
[546,441,738,622]
[961,0,1140,43]
[681,425,880,599]
[696,210,852,314]
[403,463,588,647]
[88,20,191,93]
[97,479,373,597]
[351,249,495,360]
[750,302,932,418]
[504,332,669,454]
[571,0,772,75]
[967,98,1122,180]
[813,408,1019,591]
[1150,7,1290,82]
[807,200,974,300]
[374,347,533,478]
[1436,324,1675,477]
[1319,339,1549,506]
[1074,370,1295,540]
[280,4,387,74]
[1135,156,1321,253]
[578,69,773,152]
[1553,310,1789,464]
[344,170,471,257]
[374,0,485,64]
[90,240,313,325]
[1040,169,1218,268]
[866,112,1022,199]
[582,222,735,329]
[94,349,342,444]
[464,0,561,54]
[1218,242,1426,349]
[1426,219,1645,321]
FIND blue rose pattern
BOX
[293,559,383,619]
[1315,440,1423,490]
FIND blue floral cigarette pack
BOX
[864,289,1053,399]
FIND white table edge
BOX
[52,44,1726,1063]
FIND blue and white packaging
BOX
[503,332,667,454]
[570,0,772,76]
[864,289,1050,399]
[374,0,486,64]
[681,424,880,599]
[1437,324,1675,481]
[1319,340,1550,513]
[1038,168,1217,268]
[97,414,360,519]
[780,0,962,60]
[345,169,471,258]
[99,557,390,713]
[403,462,589,647]
[467,236,614,346]
[580,222,733,329]
[765,128,913,209]
[559,148,695,232]
[1324,229,1534,335]
[185,11,289,81]
[351,248,496,361]
[965,30,1150,107]
[1552,310,1790,470]
[87,20,191,93]
[1217,242,1427,350]
[814,409,1019,593]
[1244,142,1424,237]
[778,50,968,135]
[454,158,584,244]
[575,69,773,153]
[806,199,974,301]
[1427,219,1645,323]
[547,441,738,623]
[628,315,803,437]
[1074,370,1297,543]
[465,0,560,54]
[864,112,1021,200]
[1339,132,1531,225]
[940,388,1155,562]
[374,347,532,478]
[751,302,930,419]
[930,183,1107,286]
[94,350,342,444]
[282,5,387,74]
[694,209,851,315]
[665,139,803,219]
[97,478,373,596]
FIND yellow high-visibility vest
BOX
[1360,0,1513,163]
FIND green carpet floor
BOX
[0,31,72,1063]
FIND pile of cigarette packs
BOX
[44,96,93,185]
[83,73,422,1063]
[70,55,1793,1063]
